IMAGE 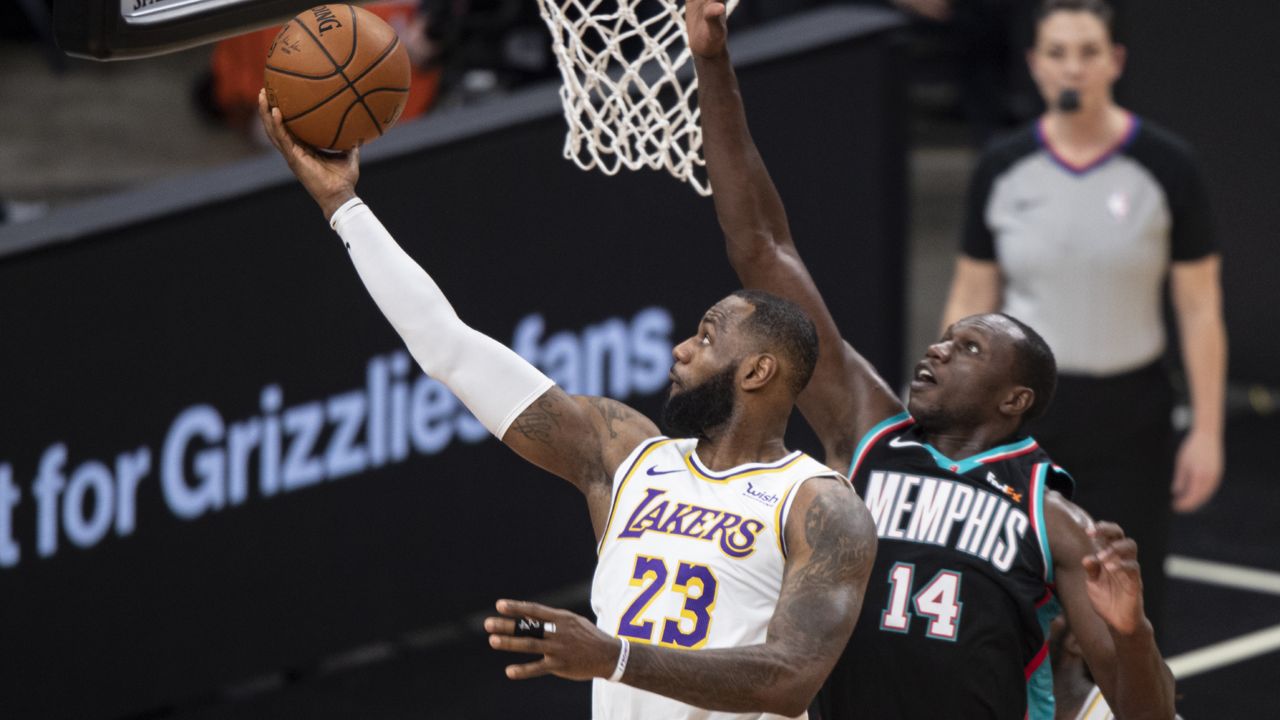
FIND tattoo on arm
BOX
[510,392,564,446]
[772,485,875,656]
[625,643,791,713]
[585,396,641,439]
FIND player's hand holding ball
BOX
[258,89,359,220]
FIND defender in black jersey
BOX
[685,0,1176,716]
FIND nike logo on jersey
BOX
[888,436,925,450]
[646,466,683,476]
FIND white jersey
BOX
[590,436,843,720]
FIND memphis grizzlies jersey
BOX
[592,436,842,720]
[816,413,1074,720]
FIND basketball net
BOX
[534,0,738,195]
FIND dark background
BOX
[1119,0,1280,385]
[0,13,905,719]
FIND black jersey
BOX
[817,412,1074,720]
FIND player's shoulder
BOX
[611,434,678,477]
[1017,440,1075,498]
[847,411,917,478]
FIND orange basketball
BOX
[264,4,411,151]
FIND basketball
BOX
[263,4,411,151]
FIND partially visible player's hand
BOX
[485,599,621,681]
[685,0,728,59]
[1171,430,1223,513]
[257,88,359,219]
[1081,522,1147,637]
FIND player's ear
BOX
[740,353,778,392]
[1000,386,1035,418]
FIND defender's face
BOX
[667,296,752,399]
[907,315,1023,427]
[1029,11,1123,113]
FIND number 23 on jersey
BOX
[617,555,719,649]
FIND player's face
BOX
[1029,11,1123,113]
[663,297,751,437]
[907,315,1023,430]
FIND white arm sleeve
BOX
[329,197,554,438]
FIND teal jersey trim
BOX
[1032,463,1054,583]
[918,435,1040,475]
[1027,595,1063,720]
[848,411,912,477]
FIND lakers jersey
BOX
[816,413,1074,720]
[592,436,842,720]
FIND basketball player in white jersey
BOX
[257,92,877,719]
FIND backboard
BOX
[55,0,321,60]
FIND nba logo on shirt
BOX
[1107,190,1130,220]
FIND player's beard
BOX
[661,365,737,440]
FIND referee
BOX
[942,0,1227,635]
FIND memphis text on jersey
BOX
[864,470,1030,572]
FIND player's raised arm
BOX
[1046,496,1176,719]
[257,91,658,516]
[485,475,877,715]
[688,0,901,466]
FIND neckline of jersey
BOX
[684,447,805,482]
[916,433,1040,475]
[1035,111,1140,176]
[889,414,1041,474]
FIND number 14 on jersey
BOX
[879,562,963,641]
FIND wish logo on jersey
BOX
[615,487,764,558]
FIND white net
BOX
[534,0,738,195]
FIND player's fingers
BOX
[496,599,559,621]
[489,633,546,655]
[484,616,518,635]
[1104,558,1141,576]
[1090,522,1126,544]
[267,107,298,155]
[506,658,552,680]
[704,2,727,19]
[257,91,286,152]
[1104,538,1138,560]
[1081,554,1101,580]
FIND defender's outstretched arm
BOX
[689,0,901,466]
[258,92,658,529]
